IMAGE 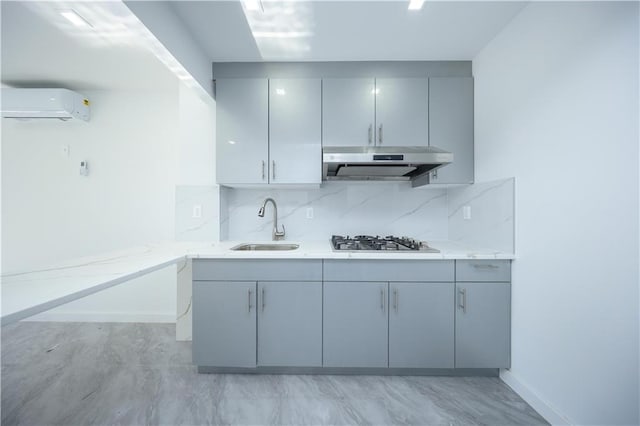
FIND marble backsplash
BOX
[175,185,220,241]
[177,179,515,254]
[447,178,515,253]
[220,182,449,241]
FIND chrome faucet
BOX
[258,198,285,241]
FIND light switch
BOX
[463,205,471,220]
[306,207,314,219]
[192,205,202,218]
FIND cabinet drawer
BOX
[323,260,454,282]
[455,260,511,282]
[193,259,322,281]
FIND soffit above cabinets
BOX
[170,1,528,62]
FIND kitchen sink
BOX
[230,243,300,251]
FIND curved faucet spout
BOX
[258,198,285,241]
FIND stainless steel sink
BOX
[230,243,300,251]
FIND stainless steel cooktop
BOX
[331,235,439,253]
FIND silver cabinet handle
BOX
[380,288,386,312]
[393,288,398,313]
[458,288,467,314]
[248,289,253,313]
[378,124,383,144]
[432,169,438,180]
[473,264,499,269]
[261,161,265,181]
[261,287,265,311]
[272,160,275,181]
[368,124,373,144]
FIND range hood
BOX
[323,146,453,182]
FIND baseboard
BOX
[500,368,573,425]
[22,311,176,323]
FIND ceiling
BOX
[170,1,529,62]
[0,1,178,91]
[1,1,528,92]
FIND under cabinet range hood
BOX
[322,146,453,182]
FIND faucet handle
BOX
[274,224,286,241]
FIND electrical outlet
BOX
[463,205,471,220]
[306,207,314,219]
[192,205,202,218]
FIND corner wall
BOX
[473,2,639,424]
[2,88,180,322]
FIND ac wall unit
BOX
[1,88,90,121]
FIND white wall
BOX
[2,89,181,322]
[124,1,213,99]
[473,2,639,425]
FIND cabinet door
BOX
[323,282,388,367]
[257,281,322,367]
[455,282,510,368]
[192,281,256,368]
[375,78,429,147]
[389,282,454,368]
[216,79,268,185]
[269,79,322,184]
[428,77,474,184]
[322,78,375,147]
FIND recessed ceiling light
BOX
[243,0,263,12]
[408,0,425,10]
[59,9,93,27]
[275,89,286,95]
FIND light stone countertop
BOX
[1,240,514,325]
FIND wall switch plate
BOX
[306,207,314,219]
[463,205,471,220]
[192,205,202,218]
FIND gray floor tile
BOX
[1,322,549,426]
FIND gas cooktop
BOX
[331,235,439,253]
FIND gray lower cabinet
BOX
[389,282,454,368]
[192,280,257,368]
[455,282,511,368]
[257,281,322,367]
[323,281,389,368]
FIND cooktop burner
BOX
[331,235,439,253]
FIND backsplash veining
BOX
[220,183,449,241]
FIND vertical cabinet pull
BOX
[393,288,398,313]
[261,161,266,181]
[261,288,265,311]
[458,288,467,314]
[248,289,253,313]
[380,288,386,312]
[368,124,373,144]
[378,124,383,144]
[272,160,276,181]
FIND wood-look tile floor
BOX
[1,322,548,426]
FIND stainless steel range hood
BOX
[323,146,453,182]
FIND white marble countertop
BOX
[1,240,514,325]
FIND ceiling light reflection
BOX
[241,1,315,60]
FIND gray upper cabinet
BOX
[192,281,257,368]
[269,79,322,184]
[389,282,454,368]
[375,78,429,147]
[455,282,511,368]
[322,78,429,148]
[216,79,269,185]
[322,78,375,147]
[216,78,321,185]
[323,281,389,367]
[257,281,322,367]
[428,77,474,184]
